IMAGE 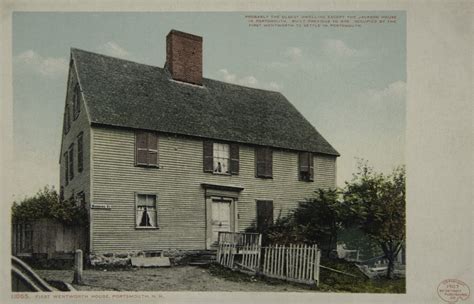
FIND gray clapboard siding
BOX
[60,65,91,208]
[90,127,336,254]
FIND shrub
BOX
[11,186,88,226]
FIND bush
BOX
[263,188,345,257]
[11,186,88,226]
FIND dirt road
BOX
[36,266,312,292]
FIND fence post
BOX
[257,234,262,272]
[315,248,321,287]
[73,249,83,284]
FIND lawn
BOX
[35,261,405,293]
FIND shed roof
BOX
[71,48,339,156]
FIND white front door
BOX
[211,198,232,245]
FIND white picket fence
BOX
[262,244,321,286]
[216,232,262,272]
[216,232,321,286]
[217,243,261,272]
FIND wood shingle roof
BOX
[71,48,339,156]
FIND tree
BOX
[293,188,346,257]
[344,161,405,279]
[263,188,347,257]
[12,186,88,226]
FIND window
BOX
[77,133,83,173]
[255,147,273,178]
[136,194,158,228]
[135,131,159,167]
[213,143,230,174]
[68,144,74,181]
[73,84,81,120]
[63,152,69,186]
[64,104,71,134]
[203,141,239,175]
[298,152,314,182]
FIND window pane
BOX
[137,194,157,227]
[148,151,158,165]
[137,194,147,205]
[213,143,230,173]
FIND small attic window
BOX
[72,84,81,120]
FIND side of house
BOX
[59,60,91,208]
[89,126,336,255]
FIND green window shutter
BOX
[148,133,159,166]
[265,148,273,178]
[64,105,71,134]
[69,144,74,180]
[77,133,83,173]
[255,147,265,177]
[309,153,314,181]
[256,147,272,178]
[64,152,69,186]
[203,140,213,172]
[136,131,148,165]
[230,143,239,175]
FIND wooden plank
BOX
[316,249,321,286]
[280,245,284,277]
[274,245,278,277]
[301,245,306,281]
[298,244,303,280]
[257,235,262,271]
[263,247,267,274]
[270,245,275,275]
[295,245,299,279]
[242,245,247,267]
[306,245,311,280]
[288,244,292,278]
[248,245,252,270]
[278,245,283,277]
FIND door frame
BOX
[205,196,237,249]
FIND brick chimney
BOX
[165,30,203,85]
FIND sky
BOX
[11,11,406,200]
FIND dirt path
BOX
[36,266,313,292]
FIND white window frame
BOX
[135,193,158,229]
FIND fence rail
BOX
[216,232,320,286]
[218,232,261,246]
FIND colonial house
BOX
[59,30,339,259]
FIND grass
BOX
[209,259,405,293]
[317,258,405,293]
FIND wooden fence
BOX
[12,222,33,256]
[262,244,320,286]
[217,232,262,273]
[216,232,321,286]
[12,219,87,258]
[218,232,261,246]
